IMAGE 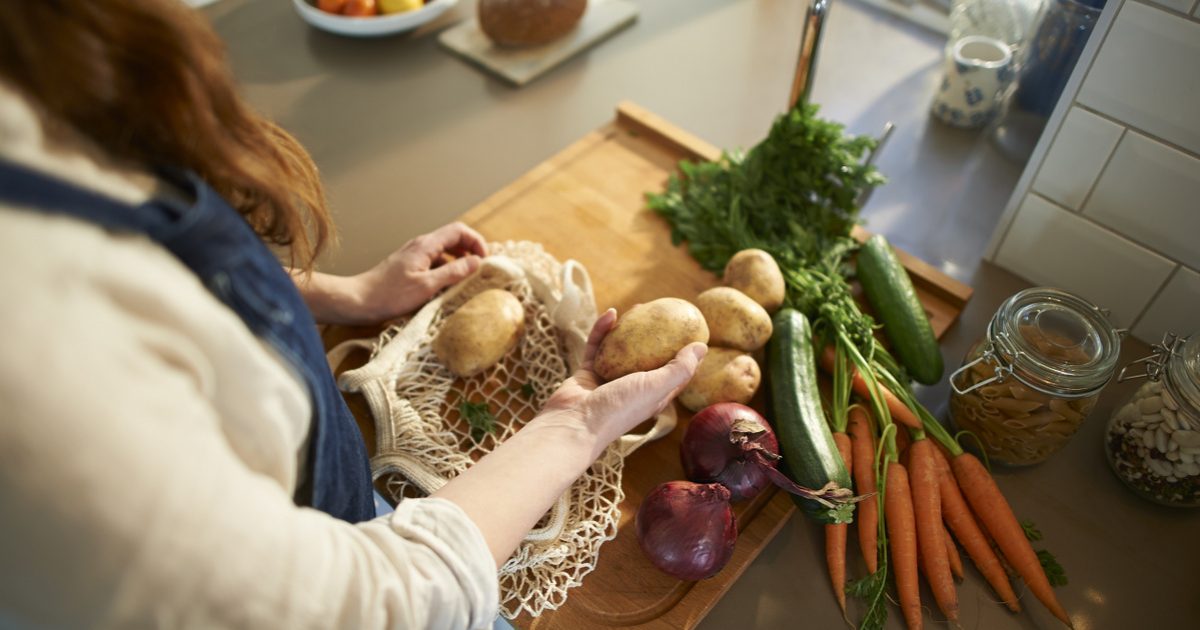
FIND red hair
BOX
[0,0,334,269]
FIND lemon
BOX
[379,0,422,13]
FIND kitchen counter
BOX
[207,0,1198,627]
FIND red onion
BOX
[635,481,736,581]
[681,402,860,511]
[681,402,780,501]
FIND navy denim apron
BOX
[0,159,375,523]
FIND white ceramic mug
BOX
[931,35,1015,129]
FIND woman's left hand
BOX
[294,222,487,326]
[351,222,488,320]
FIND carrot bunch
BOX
[818,339,1073,630]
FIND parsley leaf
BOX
[1038,549,1068,587]
[845,566,888,630]
[459,400,497,442]
[1023,519,1067,586]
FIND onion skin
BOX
[680,403,780,501]
[635,481,737,581]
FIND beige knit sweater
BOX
[0,82,499,629]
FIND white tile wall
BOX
[993,194,1175,326]
[1146,0,1194,13]
[987,0,1200,343]
[1032,107,1124,210]
[1083,131,1200,269]
[1133,266,1200,341]
[1076,1,1200,156]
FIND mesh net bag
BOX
[332,241,675,618]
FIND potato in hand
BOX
[594,298,709,382]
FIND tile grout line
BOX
[1027,106,1084,209]
[1132,0,1200,22]
[1074,125,1127,216]
[1075,103,1200,161]
[1077,2,1200,155]
[1029,191,1185,335]
[986,0,1123,262]
[1030,190,1195,271]
[1126,264,1180,336]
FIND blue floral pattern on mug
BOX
[997,63,1015,85]
[932,35,1015,129]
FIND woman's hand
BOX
[538,309,707,458]
[433,308,705,566]
[294,222,488,326]
[352,222,488,321]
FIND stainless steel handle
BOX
[789,0,830,109]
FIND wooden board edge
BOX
[654,492,796,629]
[459,126,618,227]
[851,225,973,308]
[615,101,722,164]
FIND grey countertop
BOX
[208,0,1197,627]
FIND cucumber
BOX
[766,309,852,523]
[856,234,944,385]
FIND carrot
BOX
[820,346,921,429]
[847,408,879,573]
[951,452,1072,627]
[944,524,964,581]
[825,432,853,613]
[909,439,958,624]
[885,461,922,629]
[931,447,1020,612]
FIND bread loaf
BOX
[478,0,587,47]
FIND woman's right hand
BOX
[434,308,705,567]
[538,309,707,458]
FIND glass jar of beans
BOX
[1106,333,1200,508]
[949,288,1121,465]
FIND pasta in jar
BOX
[948,288,1120,466]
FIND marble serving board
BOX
[438,0,638,86]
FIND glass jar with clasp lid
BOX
[949,287,1121,466]
[1106,333,1200,508]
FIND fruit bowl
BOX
[292,0,458,38]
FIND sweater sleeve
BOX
[0,211,500,630]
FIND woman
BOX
[0,2,704,628]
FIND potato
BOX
[679,348,761,412]
[695,287,772,352]
[433,289,525,377]
[723,249,786,313]
[594,298,709,382]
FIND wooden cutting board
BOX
[328,101,971,629]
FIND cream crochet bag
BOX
[331,241,674,618]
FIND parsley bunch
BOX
[648,102,884,352]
